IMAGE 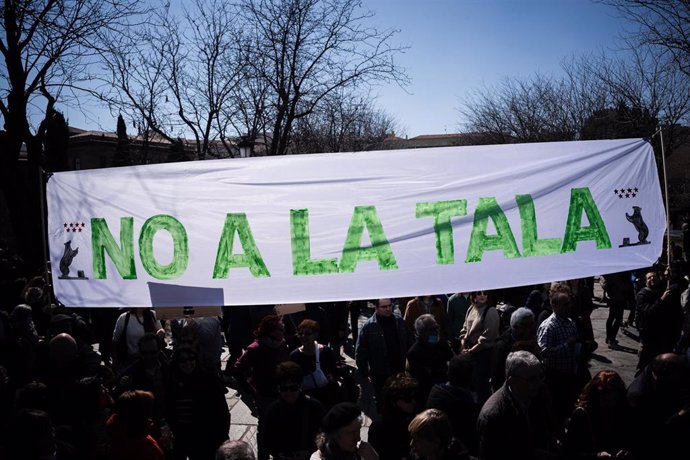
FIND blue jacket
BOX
[355,313,412,377]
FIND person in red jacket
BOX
[106,390,164,460]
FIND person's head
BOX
[178,319,199,350]
[255,314,285,345]
[275,361,303,404]
[414,314,439,343]
[644,271,660,290]
[216,440,256,460]
[551,292,571,318]
[650,353,690,392]
[173,345,198,375]
[549,281,572,303]
[318,402,362,453]
[48,313,73,337]
[447,353,474,388]
[416,295,433,306]
[577,370,627,413]
[48,333,78,368]
[505,350,544,401]
[15,381,49,412]
[113,390,155,437]
[510,307,536,340]
[408,409,453,459]
[375,298,394,318]
[297,319,320,345]
[9,304,35,331]
[382,372,419,417]
[138,332,161,366]
[3,409,56,459]
[470,290,491,306]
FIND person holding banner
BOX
[112,308,164,372]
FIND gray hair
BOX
[505,350,541,378]
[509,307,535,328]
[414,314,438,336]
[215,440,255,460]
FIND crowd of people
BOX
[1,235,690,460]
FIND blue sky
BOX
[365,0,633,137]
[57,0,633,138]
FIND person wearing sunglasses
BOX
[263,361,325,460]
[290,320,338,410]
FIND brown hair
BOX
[408,408,452,446]
[114,390,155,437]
[255,314,283,338]
[576,370,626,412]
[297,319,320,334]
[382,372,419,417]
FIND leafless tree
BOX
[460,74,581,143]
[290,89,398,154]
[96,0,246,160]
[602,0,690,77]
[239,0,408,156]
[460,49,690,152]
[0,0,140,264]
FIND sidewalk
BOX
[222,284,643,450]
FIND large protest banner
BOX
[47,138,664,308]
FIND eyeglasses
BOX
[378,303,392,308]
[278,384,301,392]
[177,355,196,363]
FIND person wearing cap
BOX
[311,402,379,460]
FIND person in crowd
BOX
[406,314,454,403]
[233,314,289,460]
[537,290,581,423]
[112,308,164,372]
[263,361,325,460]
[311,401,379,460]
[174,316,224,373]
[347,300,366,346]
[115,332,170,426]
[677,282,690,356]
[635,271,684,372]
[284,304,330,350]
[290,319,338,410]
[216,440,256,460]
[166,345,230,460]
[7,303,40,386]
[356,298,414,411]
[627,353,690,460]
[106,390,164,460]
[404,295,448,341]
[221,305,255,376]
[1,408,75,460]
[563,370,634,459]
[602,272,635,348]
[458,290,500,404]
[477,350,559,460]
[446,293,470,352]
[368,372,419,460]
[408,408,471,460]
[523,283,549,319]
[426,354,480,455]
[491,306,539,392]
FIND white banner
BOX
[47,138,665,307]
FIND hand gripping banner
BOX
[47,138,665,307]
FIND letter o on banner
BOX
[139,215,189,279]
